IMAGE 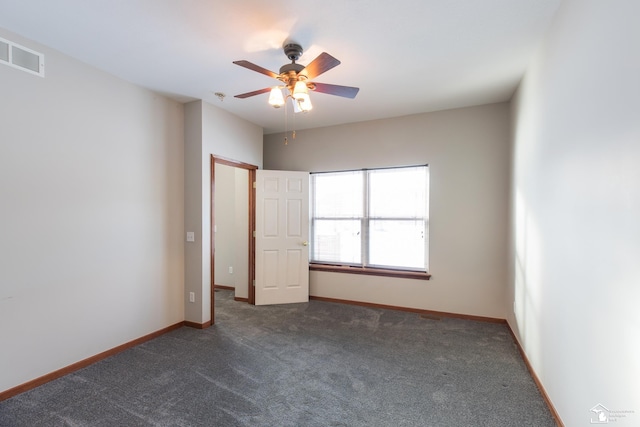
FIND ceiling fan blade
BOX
[234,87,272,99]
[300,53,341,80]
[233,60,280,79]
[310,83,359,99]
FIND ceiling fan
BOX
[233,43,359,112]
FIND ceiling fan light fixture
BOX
[268,87,285,108]
[291,95,312,113]
[292,97,302,113]
[292,80,308,99]
[298,95,312,112]
[292,80,312,112]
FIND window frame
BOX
[310,165,430,280]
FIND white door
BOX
[255,170,309,305]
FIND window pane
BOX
[369,167,427,218]
[313,171,363,218]
[312,219,361,265]
[311,165,429,273]
[369,220,425,270]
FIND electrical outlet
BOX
[186,232,195,242]
[189,292,195,303]
[229,266,233,274]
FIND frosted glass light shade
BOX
[298,95,312,112]
[268,87,285,107]
[292,95,312,113]
[293,81,308,99]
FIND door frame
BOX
[210,155,257,324]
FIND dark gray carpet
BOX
[0,290,555,426]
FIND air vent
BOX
[0,37,44,77]
[0,40,8,62]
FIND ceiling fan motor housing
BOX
[279,63,305,75]
[283,43,303,61]
[280,44,306,88]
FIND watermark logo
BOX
[590,404,610,424]
[590,403,635,424]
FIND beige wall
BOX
[214,164,236,287]
[233,168,249,299]
[0,28,184,393]
[183,101,203,323]
[213,164,249,300]
[265,103,511,318]
[508,1,640,425]
[184,100,262,324]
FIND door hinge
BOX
[253,230,256,238]
[252,280,256,287]
[253,181,256,189]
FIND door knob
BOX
[302,241,309,246]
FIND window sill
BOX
[309,263,431,280]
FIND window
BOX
[311,165,429,276]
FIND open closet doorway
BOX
[210,156,257,324]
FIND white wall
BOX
[0,28,184,393]
[508,1,640,425]
[184,100,262,324]
[264,103,511,319]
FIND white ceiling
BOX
[0,0,561,134]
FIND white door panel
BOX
[255,170,309,305]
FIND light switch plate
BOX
[186,232,195,242]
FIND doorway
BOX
[210,155,257,324]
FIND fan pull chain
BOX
[284,97,288,145]
[292,105,296,140]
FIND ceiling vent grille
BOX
[0,37,44,77]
